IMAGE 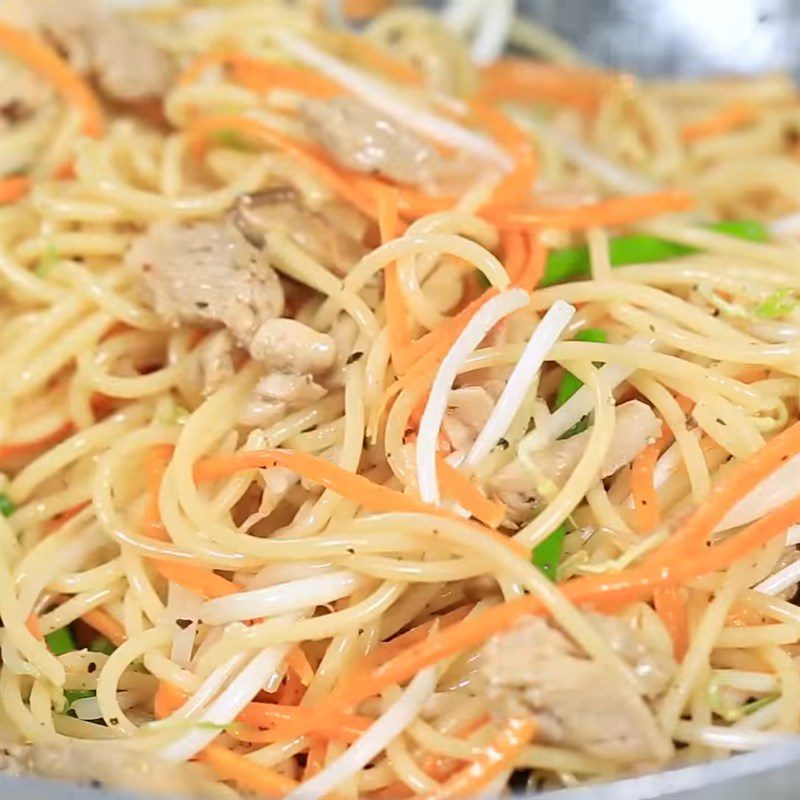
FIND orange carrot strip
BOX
[342,0,390,21]
[436,457,506,528]
[26,614,44,641]
[286,645,315,687]
[0,23,104,137]
[653,586,689,661]
[502,230,527,283]
[480,59,625,115]
[304,738,328,781]
[143,444,175,541]
[515,232,547,291]
[153,681,184,719]
[43,502,91,534]
[185,115,376,217]
[0,176,31,205]
[376,185,413,374]
[151,560,240,600]
[630,443,660,534]
[80,608,126,647]
[284,500,800,736]
[0,423,73,464]
[200,744,298,799]
[650,421,800,563]
[683,101,757,143]
[483,190,694,231]
[421,716,536,799]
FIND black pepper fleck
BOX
[716,418,727,426]
[87,661,97,674]
[346,547,355,554]
[346,351,364,365]
[109,717,118,725]
[90,780,102,790]
[176,618,193,629]
[497,438,509,450]
[195,301,209,309]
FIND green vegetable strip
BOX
[539,220,768,287]
[554,328,608,410]
[532,522,568,580]
[0,493,15,517]
[45,626,77,656]
[64,689,95,709]
[755,289,799,319]
[89,636,115,655]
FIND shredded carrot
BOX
[682,101,758,143]
[272,666,306,706]
[436,457,506,528]
[376,185,413,374]
[0,175,31,205]
[502,231,527,283]
[286,645,315,687]
[650,421,800,563]
[630,443,660,533]
[153,680,184,720]
[420,716,536,799]
[283,499,799,736]
[151,560,241,599]
[143,444,175,541]
[653,586,689,661]
[0,423,73,464]
[304,738,328,781]
[0,23,104,137]
[185,115,376,217]
[26,613,44,641]
[483,190,694,231]
[515,231,547,291]
[422,714,490,782]
[80,608,126,647]
[200,744,299,799]
[342,0,390,21]
[43,501,91,534]
[480,59,626,115]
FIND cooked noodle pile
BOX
[0,1,798,798]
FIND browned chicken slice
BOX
[302,96,446,188]
[126,220,285,346]
[490,400,661,523]
[233,188,368,277]
[37,0,174,102]
[481,616,674,764]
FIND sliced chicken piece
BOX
[481,616,673,764]
[126,220,284,348]
[37,0,173,102]
[255,372,327,406]
[197,329,237,397]
[441,386,496,452]
[302,96,447,189]
[491,400,661,514]
[250,318,336,376]
[0,740,224,799]
[232,188,368,277]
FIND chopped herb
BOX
[64,689,95,710]
[346,351,364,365]
[88,636,115,655]
[209,128,251,150]
[45,626,76,656]
[531,522,568,581]
[754,288,799,319]
[35,243,60,276]
[0,493,16,517]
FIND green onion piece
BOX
[0,493,16,517]
[554,328,607,438]
[540,220,769,287]
[532,522,568,580]
[554,328,608,410]
[45,626,77,656]
[209,128,251,150]
[754,289,799,319]
[88,636,115,655]
[35,244,61,276]
[64,689,95,710]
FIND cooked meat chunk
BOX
[441,386,496,452]
[126,221,284,348]
[481,617,673,764]
[197,330,237,396]
[232,188,368,277]
[0,741,220,799]
[250,318,336,376]
[255,372,327,406]
[38,0,173,101]
[491,400,661,517]
[302,96,446,188]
